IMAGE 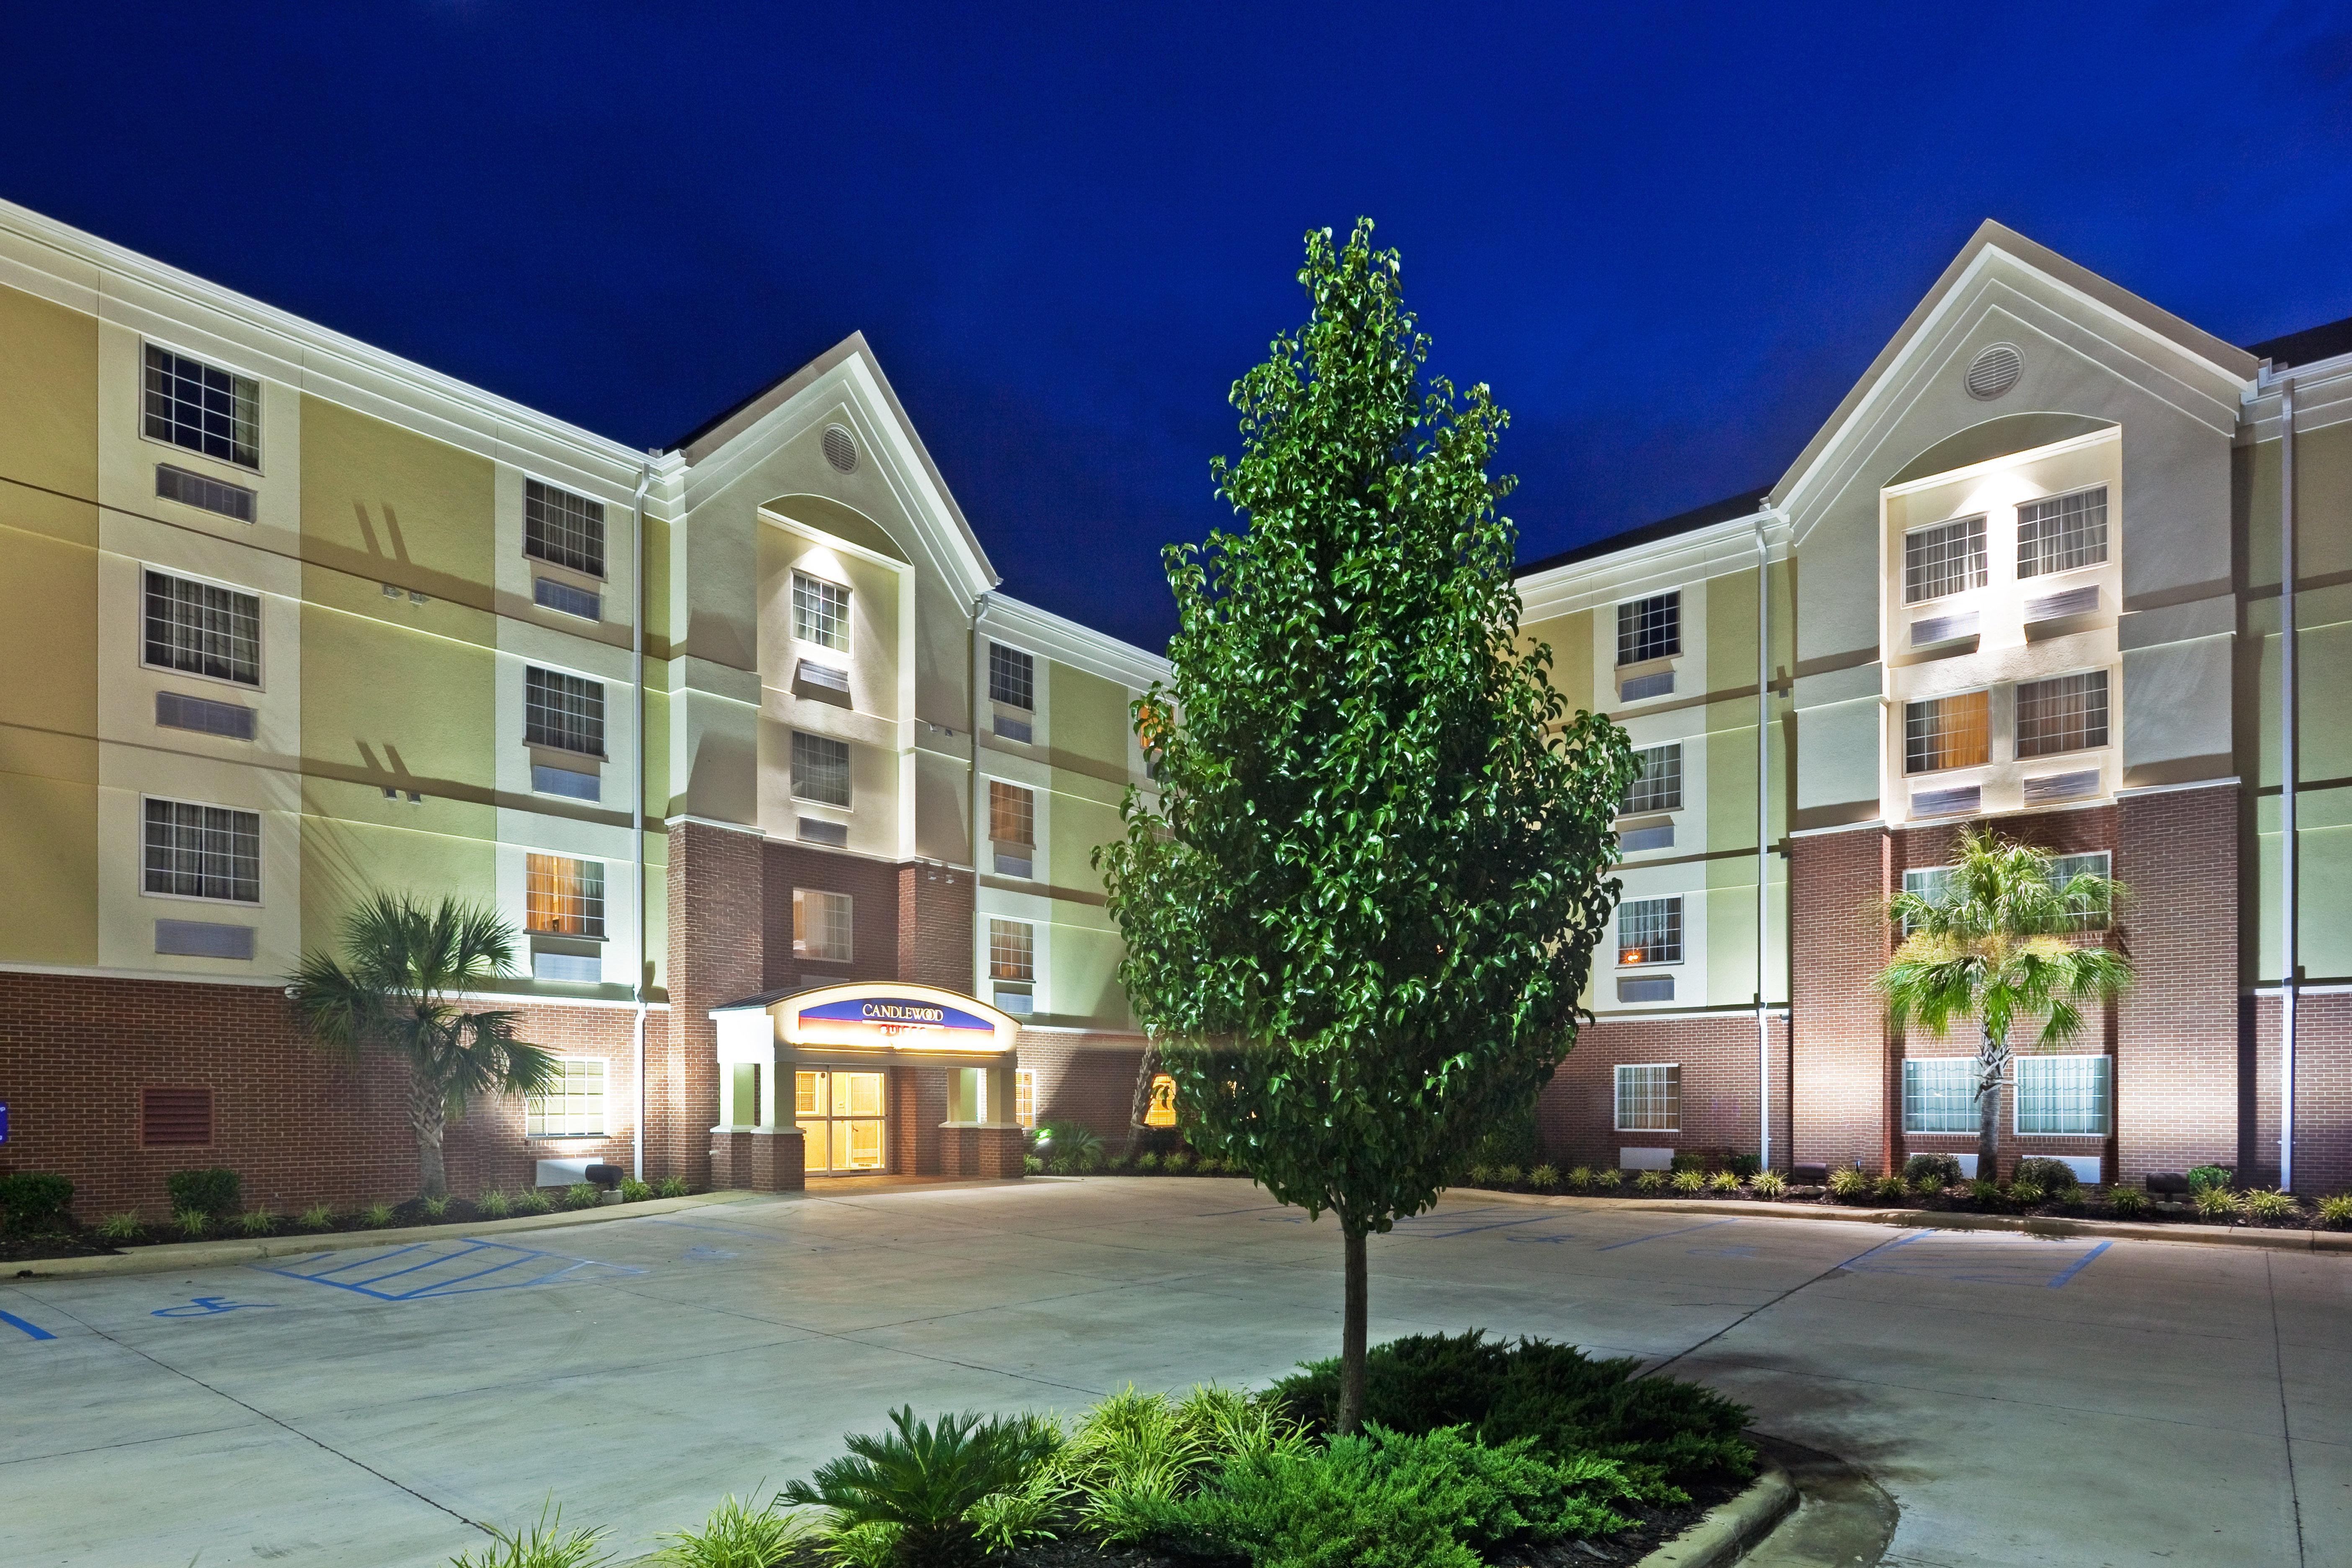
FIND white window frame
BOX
[2014,669,2111,760]
[1614,1063,1681,1132]
[792,570,852,654]
[1902,513,1989,605]
[140,340,263,473]
[2016,485,2109,579]
[522,478,609,581]
[988,642,1037,712]
[525,1056,608,1139]
[2014,1054,2112,1136]
[1616,895,1684,967]
[791,730,853,808]
[139,794,263,907]
[525,853,607,940]
[1903,688,1991,776]
[140,564,266,691]
[1615,592,1680,667]
[794,888,855,963]
[1902,1056,1978,1134]
[524,666,607,759]
[1014,1067,1036,1129]
[1622,743,1683,815]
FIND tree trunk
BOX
[410,1074,449,1200]
[1336,1224,1369,1435]
[1975,1024,2007,1182]
[1127,1042,1162,1132]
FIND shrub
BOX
[779,1406,1061,1566]
[477,1189,513,1218]
[2014,1158,2079,1194]
[1197,1156,1226,1176]
[2194,1185,2243,1220]
[1669,1151,1705,1174]
[2244,1188,2301,1222]
[656,1176,691,1198]
[0,1172,75,1230]
[361,1202,397,1229]
[1589,1169,1622,1193]
[1632,1170,1665,1194]
[619,1178,654,1203]
[1866,1174,1899,1202]
[1707,1171,1743,1195]
[1465,1163,1494,1187]
[1164,1152,1192,1174]
[1725,1154,1762,1179]
[1826,1167,1868,1200]
[2317,1195,2352,1230]
[1035,1122,1105,1173]
[174,1208,209,1239]
[649,1492,819,1566]
[566,1182,601,1210]
[449,1501,609,1568]
[1903,1153,1963,1190]
[1967,1179,2001,1206]
[1492,1164,1523,1187]
[2008,1180,2045,1208]
[1134,1151,1161,1173]
[299,1202,335,1230]
[423,1195,450,1219]
[515,1188,554,1215]
[98,1210,141,1241]
[1750,1170,1789,1200]
[1467,1109,1542,1173]
[1526,1164,1559,1191]
[1271,1331,1755,1505]
[166,1168,240,1218]
[240,1209,276,1236]
[1563,1167,1594,1193]
[1670,1169,1706,1195]
[2187,1164,2233,1192]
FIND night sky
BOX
[4,5,2347,649]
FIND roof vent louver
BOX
[1965,343,2024,401]
[820,424,859,473]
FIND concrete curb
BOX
[1458,1186,2352,1253]
[1633,1457,1797,1568]
[8,1189,768,1281]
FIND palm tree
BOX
[290,894,557,1199]
[1879,828,2133,1178]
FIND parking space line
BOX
[2047,1240,2112,1289]
[1596,1219,1740,1251]
[0,1308,56,1341]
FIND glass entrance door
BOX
[795,1070,886,1173]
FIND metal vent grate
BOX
[1617,975,1676,1003]
[156,690,255,740]
[1910,611,1980,648]
[1620,670,1675,702]
[820,424,858,473]
[140,1086,214,1147]
[2022,769,2100,805]
[534,577,602,621]
[155,919,254,959]
[2023,585,2099,623]
[1618,823,1675,853]
[796,659,851,694]
[1965,343,2023,400]
[798,816,848,847]
[1911,784,1981,819]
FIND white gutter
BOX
[2276,376,2298,1192]
[970,593,990,999]
[1754,515,1772,1172]
[631,459,654,1184]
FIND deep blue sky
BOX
[5,5,2347,648]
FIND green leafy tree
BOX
[290,893,557,1199]
[1879,828,2132,1176]
[1095,220,1637,1433]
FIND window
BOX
[145,570,260,686]
[1623,743,1683,815]
[156,464,255,523]
[792,731,852,807]
[794,889,854,962]
[1902,1057,1978,1133]
[523,479,606,578]
[989,918,1035,982]
[2049,851,2113,930]
[1903,515,1988,604]
[990,780,1035,846]
[989,642,1035,710]
[1903,691,1990,774]
[143,798,260,903]
[1616,593,1680,666]
[1014,1068,1036,1129]
[525,667,605,757]
[526,854,605,939]
[143,345,258,468]
[526,1057,606,1138]
[1614,1063,1680,1132]
[140,1086,214,1148]
[2015,1055,2111,1135]
[1617,896,1682,966]
[2018,487,2108,578]
[794,572,851,652]
[2016,671,2109,758]
[1898,866,1953,937]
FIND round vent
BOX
[820,424,859,473]
[1965,342,2023,401]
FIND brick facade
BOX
[663,819,766,1188]
[1790,825,1896,1171]
[1535,1012,1792,1171]
[1016,1029,1147,1147]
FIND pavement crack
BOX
[2267,1252,2308,1568]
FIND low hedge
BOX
[0,1172,73,1230]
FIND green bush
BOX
[1966,1179,2000,1206]
[1750,1170,1788,1199]
[1197,1156,1226,1176]
[166,1168,240,1217]
[1563,1166,1594,1193]
[1465,1163,1493,1187]
[1164,1152,1192,1174]
[2107,1184,2150,1218]
[2194,1185,2242,1220]
[649,1492,818,1566]
[173,1208,210,1239]
[98,1210,141,1241]
[477,1189,513,1218]
[656,1176,691,1198]
[2187,1164,2233,1192]
[515,1189,554,1215]
[1491,1164,1523,1187]
[2245,1188,2300,1222]
[779,1406,1061,1566]
[449,1501,609,1568]
[1589,1169,1622,1193]
[2008,1180,2045,1208]
[1467,1108,1542,1173]
[1725,1154,1762,1179]
[1034,1122,1104,1173]
[1706,1171,1743,1195]
[2013,1158,2079,1194]
[1669,1151,1705,1174]
[1669,1169,1706,1195]
[619,1178,654,1203]
[1826,1167,1868,1200]
[1872,1174,1905,1202]
[240,1209,276,1236]
[1632,1170,1665,1194]
[1903,1153,1963,1189]
[362,1202,397,1229]
[1269,1331,1754,1504]
[1525,1164,1558,1191]
[299,1202,335,1230]
[1134,1151,1161,1173]
[0,1172,74,1230]
[1023,1155,1046,1175]
[566,1182,601,1209]
[2316,1194,2352,1230]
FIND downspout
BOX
[632,459,653,1184]
[2278,378,2298,1191]
[1755,513,1771,1171]
[970,593,990,1002]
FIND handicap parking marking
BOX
[1595,1218,1742,1251]
[152,1295,277,1318]
[250,1239,645,1302]
[1839,1228,2112,1289]
[0,1307,57,1340]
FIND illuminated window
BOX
[1902,1058,1977,1133]
[2017,487,2107,578]
[1903,515,1988,603]
[989,918,1035,982]
[2016,671,2108,758]
[1617,897,1682,966]
[989,780,1035,847]
[2048,851,2113,931]
[1614,1063,1680,1132]
[1616,592,1679,665]
[794,889,853,962]
[1014,1068,1035,1128]
[793,572,851,652]
[525,667,605,757]
[143,798,260,903]
[524,480,606,578]
[2015,1055,2111,1135]
[1623,743,1683,815]
[792,731,851,807]
[144,344,258,468]
[526,1057,606,1138]
[989,642,1035,710]
[526,854,605,938]
[1903,691,1989,774]
[145,570,260,686]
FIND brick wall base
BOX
[1016,1029,1146,1148]
[1536,1013,1792,1171]
[710,1127,807,1191]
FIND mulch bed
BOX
[1443,1179,2338,1231]
[2,1194,669,1269]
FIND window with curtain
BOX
[526,1057,606,1137]
[794,889,853,962]
[526,854,605,938]
[143,799,260,903]
[524,479,607,578]
[1614,1063,1680,1132]
[792,731,851,807]
[1903,691,1990,774]
[2015,1055,2111,1135]
[1615,592,1680,665]
[1904,515,1988,603]
[144,344,259,468]
[1623,743,1683,814]
[144,570,261,686]
[989,642,1035,709]
[989,780,1035,846]
[1902,1057,1977,1132]
[2016,671,2109,758]
[1617,896,1683,966]
[525,667,605,756]
[793,572,851,651]
[2017,487,2107,578]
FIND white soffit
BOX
[1517,511,1787,623]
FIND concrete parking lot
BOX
[2,1178,2342,1566]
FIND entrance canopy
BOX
[712,981,1021,1069]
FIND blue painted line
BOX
[2046,1240,2112,1289]
[0,1309,55,1341]
[1394,1213,1572,1240]
[397,1251,542,1293]
[343,1245,484,1289]
[303,1243,429,1279]
[1840,1229,1935,1268]
[1596,1219,1739,1251]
